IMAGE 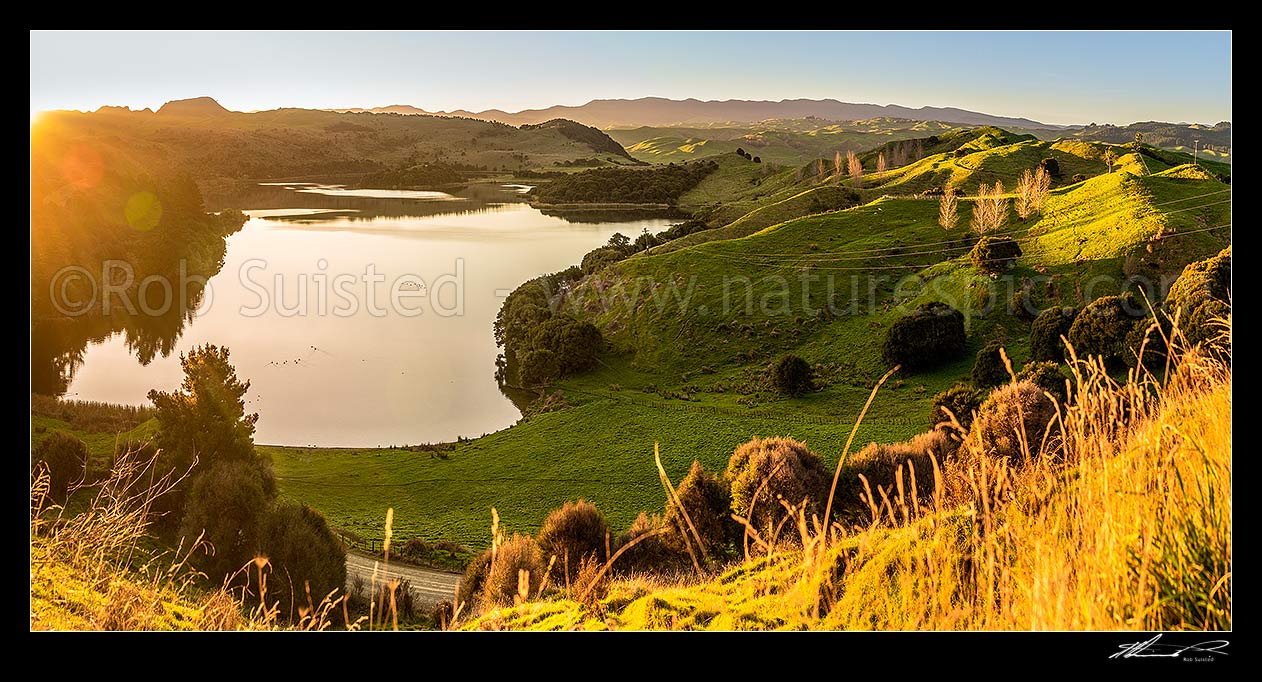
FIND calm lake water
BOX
[63,183,672,446]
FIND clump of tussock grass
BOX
[726,436,829,547]
[536,499,610,586]
[965,380,1062,463]
[483,534,544,607]
[471,312,1230,631]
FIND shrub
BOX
[1030,306,1078,362]
[930,383,984,430]
[972,341,1010,388]
[483,534,544,606]
[398,538,432,563]
[1039,157,1061,178]
[536,500,609,583]
[1015,360,1069,405]
[837,429,960,520]
[1068,294,1145,366]
[969,381,1061,461]
[179,460,270,581]
[970,236,1022,274]
[458,548,493,609]
[32,431,88,501]
[881,302,967,371]
[770,354,814,397]
[1010,289,1037,321]
[668,461,736,562]
[572,555,610,610]
[614,512,688,577]
[1123,313,1174,371]
[726,437,829,542]
[752,156,761,163]
[1166,247,1231,352]
[255,502,347,619]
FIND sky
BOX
[30,31,1231,126]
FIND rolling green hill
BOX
[270,131,1230,546]
[1068,120,1231,163]
[608,118,961,165]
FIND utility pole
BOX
[1193,139,1200,167]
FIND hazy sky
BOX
[30,30,1231,125]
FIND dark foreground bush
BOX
[930,383,984,430]
[726,437,829,541]
[32,431,88,501]
[1123,313,1174,371]
[969,381,1061,461]
[458,549,493,609]
[614,512,688,577]
[1030,306,1078,362]
[256,502,347,619]
[179,460,270,581]
[536,500,609,583]
[881,302,967,371]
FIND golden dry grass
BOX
[467,317,1231,631]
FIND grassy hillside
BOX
[610,118,960,165]
[464,341,1231,630]
[270,130,1229,547]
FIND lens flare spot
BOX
[125,191,162,231]
[61,144,104,189]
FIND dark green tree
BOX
[770,354,814,397]
[147,344,259,477]
[881,302,967,371]
[1030,306,1078,362]
[970,236,1023,274]
[972,341,1010,388]
[1067,294,1145,367]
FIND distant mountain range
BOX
[333,97,1069,131]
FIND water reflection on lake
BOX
[59,183,673,446]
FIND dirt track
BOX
[344,551,461,608]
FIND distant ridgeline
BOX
[31,98,641,202]
[1070,121,1232,162]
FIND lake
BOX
[59,183,673,446]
